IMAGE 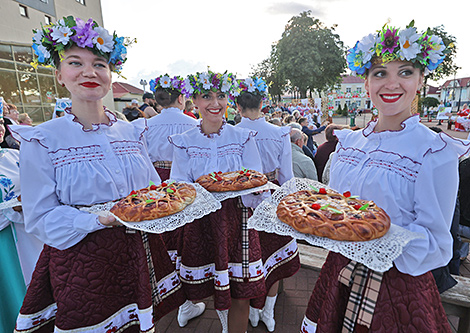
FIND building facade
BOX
[0,0,110,123]
[326,75,370,112]
[439,77,470,111]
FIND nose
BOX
[383,75,400,90]
[82,63,97,77]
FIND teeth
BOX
[382,95,400,100]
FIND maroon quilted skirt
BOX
[303,252,451,332]
[178,197,267,310]
[15,227,184,332]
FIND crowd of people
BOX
[1,16,469,333]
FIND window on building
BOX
[76,0,86,4]
[45,15,52,25]
[19,5,28,17]
[346,87,352,93]
[357,87,362,93]
[40,0,48,3]
[335,100,340,107]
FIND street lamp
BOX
[140,79,147,93]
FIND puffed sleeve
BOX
[168,134,192,182]
[1,208,23,230]
[15,129,106,250]
[278,127,294,185]
[394,148,458,276]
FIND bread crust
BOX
[110,182,196,222]
[196,169,267,192]
[276,189,390,241]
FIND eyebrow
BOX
[64,55,107,62]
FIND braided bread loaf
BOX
[110,182,196,222]
[276,189,390,241]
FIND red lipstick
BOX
[380,94,402,103]
[80,82,100,88]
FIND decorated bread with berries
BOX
[195,168,268,192]
[110,181,196,222]
[276,186,390,241]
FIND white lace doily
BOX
[80,182,221,233]
[210,181,279,201]
[247,177,424,272]
[0,197,21,210]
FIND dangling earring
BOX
[61,83,65,87]
[366,91,370,97]
[416,90,421,95]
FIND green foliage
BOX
[251,45,286,101]
[253,11,346,99]
[422,96,440,108]
[274,11,346,98]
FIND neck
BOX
[374,111,413,132]
[70,99,108,129]
[201,118,223,135]
[241,108,261,120]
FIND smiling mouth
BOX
[207,109,221,114]
[380,94,402,103]
[80,82,100,88]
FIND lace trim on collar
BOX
[197,119,227,138]
[65,106,117,132]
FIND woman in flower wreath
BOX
[301,22,469,332]
[234,76,300,332]
[11,17,185,332]
[169,70,267,333]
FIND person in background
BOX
[142,74,203,327]
[183,100,198,119]
[301,23,465,332]
[298,117,326,152]
[11,16,184,332]
[289,128,318,180]
[18,113,33,126]
[0,102,43,333]
[140,92,158,118]
[235,76,300,332]
[313,124,345,183]
[1,103,20,149]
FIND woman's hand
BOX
[98,215,121,227]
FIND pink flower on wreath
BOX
[71,18,98,48]
[381,28,399,54]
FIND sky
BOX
[101,0,470,91]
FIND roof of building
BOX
[112,82,144,99]
[441,77,470,89]
[342,75,364,84]
[427,85,439,94]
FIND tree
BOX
[422,96,440,109]
[251,45,286,102]
[275,11,346,98]
[422,25,459,102]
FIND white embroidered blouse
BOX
[10,109,160,250]
[330,115,470,276]
[236,117,294,185]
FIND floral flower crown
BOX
[149,75,193,98]
[347,21,449,77]
[31,16,135,75]
[185,70,237,99]
[234,76,268,98]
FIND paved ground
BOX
[154,116,469,332]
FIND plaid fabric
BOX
[140,231,162,307]
[264,169,279,182]
[153,160,172,169]
[338,260,383,332]
[237,197,250,280]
